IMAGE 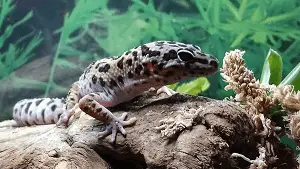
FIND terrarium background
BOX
[0,0,299,120]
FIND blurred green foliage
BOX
[0,0,42,80]
[45,0,299,98]
[260,48,300,90]
[1,0,299,100]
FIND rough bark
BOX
[0,92,296,169]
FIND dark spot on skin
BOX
[14,108,17,114]
[125,51,130,55]
[128,71,134,78]
[99,77,105,86]
[163,50,177,61]
[110,79,117,87]
[195,58,209,64]
[61,98,66,103]
[57,113,62,119]
[24,102,32,114]
[157,63,164,70]
[141,45,150,56]
[106,89,111,95]
[98,64,110,72]
[82,106,89,112]
[35,99,43,106]
[92,75,97,84]
[135,64,143,75]
[151,60,158,65]
[92,103,96,108]
[89,94,95,97]
[51,105,57,111]
[117,76,124,84]
[41,109,46,123]
[149,50,161,57]
[95,63,100,69]
[96,108,102,112]
[132,51,137,57]
[29,111,32,116]
[89,83,92,88]
[126,59,132,66]
[117,57,124,69]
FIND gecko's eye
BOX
[177,50,194,62]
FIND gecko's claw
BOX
[98,112,136,143]
[56,109,73,127]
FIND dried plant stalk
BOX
[220,49,274,115]
[270,85,300,111]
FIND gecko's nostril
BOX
[210,60,219,69]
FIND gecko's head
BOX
[139,41,219,82]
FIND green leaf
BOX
[280,62,300,90]
[168,82,179,90]
[260,49,283,85]
[175,77,210,96]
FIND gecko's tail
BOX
[12,98,66,126]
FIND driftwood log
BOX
[0,91,296,169]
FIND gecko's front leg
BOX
[78,93,137,143]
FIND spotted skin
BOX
[13,41,219,143]
[13,98,65,126]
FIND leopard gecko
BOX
[12,41,219,142]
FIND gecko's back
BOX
[74,41,218,107]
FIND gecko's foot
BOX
[98,112,137,143]
[56,109,73,127]
[156,86,177,96]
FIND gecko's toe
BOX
[157,86,177,96]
